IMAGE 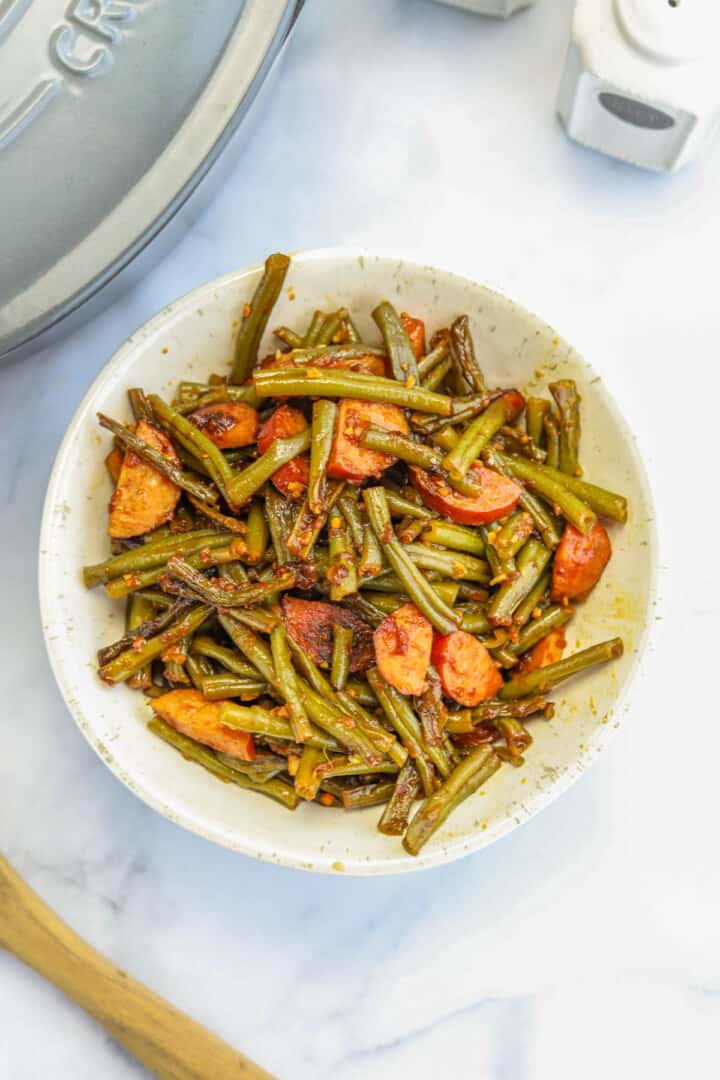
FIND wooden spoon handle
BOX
[0,855,274,1080]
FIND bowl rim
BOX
[38,247,660,875]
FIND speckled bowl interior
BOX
[39,250,657,874]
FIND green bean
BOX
[448,315,485,394]
[253,368,453,416]
[270,624,312,742]
[344,679,377,708]
[165,555,295,608]
[285,344,387,364]
[359,570,459,608]
[302,309,327,347]
[359,427,486,498]
[124,593,155,689]
[416,667,447,748]
[341,594,385,627]
[286,637,405,765]
[358,514,386,580]
[488,449,595,535]
[185,495,246,536]
[316,757,399,780]
[218,702,338,751]
[492,511,535,563]
[372,301,419,383]
[294,745,325,801]
[302,687,383,766]
[98,597,189,666]
[185,652,212,692]
[483,445,562,549]
[315,308,348,347]
[549,380,581,475]
[422,520,485,556]
[331,625,353,691]
[341,781,396,810]
[148,395,235,495]
[470,695,551,724]
[528,463,628,524]
[543,413,560,469]
[368,668,450,779]
[132,589,176,608]
[336,493,364,550]
[265,485,295,565]
[378,761,422,835]
[245,500,269,564]
[217,614,277,688]
[443,394,523,479]
[148,718,298,810]
[366,669,435,796]
[512,571,550,628]
[107,541,251,599]
[403,543,490,583]
[191,635,260,679]
[230,253,290,384]
[396,515,431,544]
[328,512,358,601]
[497,425,547,464]
[487,538,551,626]
[84,529,224,588]
[526,397,550,446]
[175,384,261,414]
[499,638,624,699]
[127,387,154,423]
[363,487,460,635]
[418,339,450,378]
[403,746,502,855]
[454,604,491,634]
[99,605,211,684]
[274,326,303,349]
[421,356,452,393]
[344,314,363,344]
[223,606,280,634]
[308,400,337,514]
[216,751,287,784]
[287,480,344,560]
[225,429,311,509]
[200,674,268,700]
[511,604,572,657]
[96,414,219,507]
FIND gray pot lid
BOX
[0,0,301,357]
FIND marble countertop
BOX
[2,1,719,1077]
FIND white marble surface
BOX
[1,1,719,1077]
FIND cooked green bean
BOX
[526,397,550,446]
[148,394,235,494]
[84,529,224,589]
[448,315,485,394]
[422,520,485,556]
[315,308,348,347]
[499,638,624,699]
[366,669,435,796]
[341,781,396,810]
[487,538,551,626]
[230,252,290,384]
[420,355,452,392]
[217,614,278,688]
[302,309,327,347]
[543,413,560,469]
[148,718,298,809]
[529,463,628,524]
[549,380,581,475]
[165,555,294,608]
[270,624,313,742]
[100,604,211,685]
[218,702,338,751]
[97,414,219,507]
[404,745,502,855]
[201,674,268,700]
[403,543,490,584]
[378,761,422,835]
[483,445,562,548]
[443,394,523,479]
[190,635,261,679]
[274,326,303,349]
[98,598,191,666]
[294,745,325,800]
[328,512,358,601]
[372,301,420,383]
[418,339,449,377]
[175,383,261,414]
[308,400,337,514]
[245,500,269,564]
[253,368,453,416]
[331,625,353,691]
[226,429,311,509]
[490,450,596,535]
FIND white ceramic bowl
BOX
[39,250,657,875]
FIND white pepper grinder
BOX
[557,0,720,171]
[431,0,536,16]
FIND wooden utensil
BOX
[0,855,274,1080]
